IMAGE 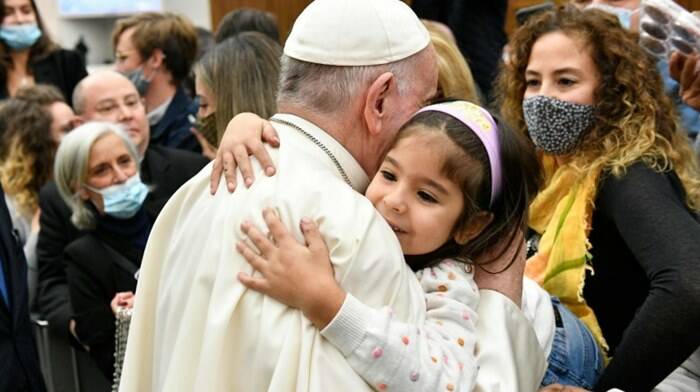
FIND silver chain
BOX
[112,307,133,392]
[270,117,352,187]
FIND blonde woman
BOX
[192,31,281,158]
[423,20,482,104]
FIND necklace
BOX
[270,117,352,187]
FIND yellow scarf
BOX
[525,155,609,355]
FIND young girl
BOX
[230,100,604,390]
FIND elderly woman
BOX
[54,122,151,380]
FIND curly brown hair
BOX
[496,6,700,210]
[0,98,53,216]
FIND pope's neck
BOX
[278,103,373,177]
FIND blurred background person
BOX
[0,0,86,105]
[423,20,482,104]
[192,31,281,158]
[0,181,46,392]
[15,83,78,143]
[571,0,700,141]
[54,122,147,381]
[112,12,199,152]
[215,7,280,44]
[0,97,59,308]
[412,0,508,102]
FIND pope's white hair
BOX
[276,47,430,113]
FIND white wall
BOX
[34,0,212,66]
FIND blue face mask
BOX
[586,3,636,30]
[86,174,149,219]
[125,67,151,97]
[0,23,42,50]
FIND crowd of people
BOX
[0,0,699,391]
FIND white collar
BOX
[147,96,173,126]
[272,113,370,193]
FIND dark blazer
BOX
[150,85,200,153]
[0,49,87,107]
[65,229,141,380]
[36,145,208,337]
[0,186,46,392]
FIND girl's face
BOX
[2,0,35,26]
[366,131,465,255]
[523,31,600,106]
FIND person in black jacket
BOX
[36,70,207,343]
[53,122,149,379]
[0,0,87,105]
[0,184,46,392]
[112,12,199,153]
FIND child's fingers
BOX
[222,151,238,193]
[262,208,290,245]
[210,152,224,194]
[242,221,275,255]
[237,272,269,293]
[261,120,280,147]
[300,217,326,253]
[236,240,268,271]
[232,144,254,188]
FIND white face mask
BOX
[586,3,638,30]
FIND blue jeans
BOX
[541,297,604,389]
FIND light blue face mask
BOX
[587,3,637,30]
[85,174,149,219]
[125,67,151,97]
[0,23,42,50]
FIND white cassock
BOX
[118,114,546,392]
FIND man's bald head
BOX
[73,70,151,155]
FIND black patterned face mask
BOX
[522,95,595,155]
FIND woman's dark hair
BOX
[0,0,58,70]
[401,106,543,271]
[215,8,280,43]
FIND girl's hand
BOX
[210,113,280,195]
[236,208,345,329]
[110,291,135,315]
[191,127,217,160]
[31,208,41,234]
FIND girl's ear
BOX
[454,211,494,245]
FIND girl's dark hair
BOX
[402,107,542,271]
[0,0,58,70]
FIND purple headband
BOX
[416,101,502,206]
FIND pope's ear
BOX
[363,72,395,136]
[454,211,494,245]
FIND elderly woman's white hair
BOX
[53,121,140,230]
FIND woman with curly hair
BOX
[497,6,700,391]
[0,97,56,307]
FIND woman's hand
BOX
[539,384,591,392]
[191,127,217,160]
[236,208,345,329]
[210,113,280,195]
[670,52,700,111]
[473,229,526,308]
[110,291,135,315]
